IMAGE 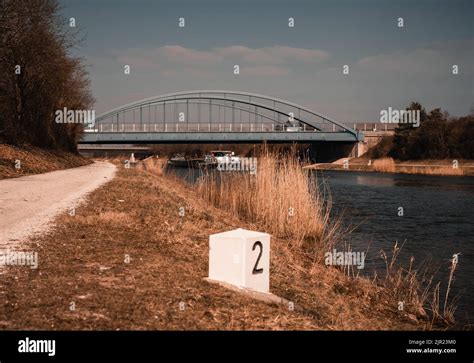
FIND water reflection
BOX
[355,174,396,187]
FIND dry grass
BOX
[98,211,133,224]
[72,211,134,226]
[373,157,396,172]
[308,156,472,176]
[379,242,459,327]
[0,143,91,179]
[136,156,166,176]
[196,150,459,327]
[442,254,460,324]
[379,242,429,320]
[0,164,421,330]
[397,165,464,176]
[196,149,340,264]
[0,159,455,330]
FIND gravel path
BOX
[0,161,116,247]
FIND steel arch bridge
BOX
[80,90,364,144]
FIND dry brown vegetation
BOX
[194,151,459,328]
[0,160,437,330]
[196,150,340,267]
[0,143,91,179]
[373,157,396,173]
[0,0,93,151]
[378,243,461,327]
[307,156,472,176]
[135,156,167,176]
[396,165,464,176]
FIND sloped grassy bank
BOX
[0,158,453,330]
[0,143,91,179]
[190,152,458,328]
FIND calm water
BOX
[317,170,474,324]
[172,166,474,324]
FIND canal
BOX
[318,170,474,324]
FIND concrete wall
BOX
[353,131,394,158]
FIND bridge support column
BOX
[355,141,368,157]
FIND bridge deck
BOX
[80,131,363,144]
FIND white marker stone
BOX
[208,228,270,293]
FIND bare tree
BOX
[0,0,93,151]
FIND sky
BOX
[60,0,473,123]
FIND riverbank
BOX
[0,143,91,179]
[0,160,449,330]
[306,157,474,176]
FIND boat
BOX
[168,154,204,168]
[167,154,190,167]
[201,150,240,168]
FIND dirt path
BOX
[0,161,116,247]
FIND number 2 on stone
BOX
[252,241,264,274]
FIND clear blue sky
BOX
[60,0,474,122]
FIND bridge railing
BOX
[86,123,350,133]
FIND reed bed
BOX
[196,150,340,263]
[136,156,166,176]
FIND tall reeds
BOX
[196,150,340,259]
[136,156,166,176]
[380,242,459,326]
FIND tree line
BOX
[0,0,93,152]
[371,102,474,160]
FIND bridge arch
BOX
[93,90,359,138]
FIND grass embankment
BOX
[0,156,455,330]
[307,157,474,176]
[195,152,458,327]
[0,143,91,179]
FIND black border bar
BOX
[0,331,472,361]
